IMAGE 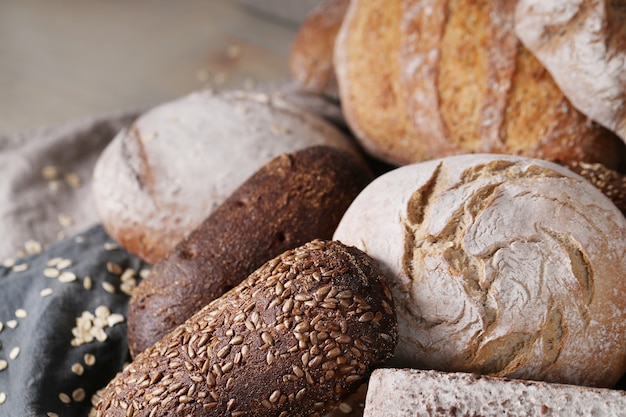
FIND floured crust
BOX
[334,0,626,167]
[515,0,626,143]
[333,153,626,387]
[91,89,361,264]
[364,369,626,416]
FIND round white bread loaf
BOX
[92,89,361,264]
[333,153,626,388]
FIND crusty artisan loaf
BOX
[96,240,398,417]
[92,89,361,265]
[364,369,626,417]
[127,146,373,357]
[289,0,349,100]
[333,0,626,168]
[515,0,626,143]
[333,153,626,387]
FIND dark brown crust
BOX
[97,240,398,417]
[127,146,373,357]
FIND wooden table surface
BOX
[0,0,315,136]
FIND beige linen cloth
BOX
[0,110,140,262]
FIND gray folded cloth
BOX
[0,110,140,263]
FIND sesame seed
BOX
[0,360,7,371]
[139,268,151,279]
[48,180,61,191]
[58,213,73,227]
[72,388,86,402]
[106,262,123,275]
[0,392,6,404]
[41,165,60,180]
[39,288,54,297]
[0,322,3,332]
[24,239,43,254]
[12,263,28,273]
[59,392,71,404]
[102,281,116,294]
[64,172,81,188]
[58,271,77,283]
[103,242,118,251]
[6,320,17,329]
[47,413,59,417]
[9,347,20,360]
[43,268,60,278]
[56,259,73,270]
[15,309,27,318]
[71,363,84,375]
[84,353,96,366]
[83,276,93,290]
[2,258,15,268]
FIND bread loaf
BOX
[333,0,626,168]
[96,240,398,417]
[91,89,361,264]
[364,368,626,417]
[515,0,626,143]
[289,0,349,99]
[127,146,373,357]
[333,153,626,387]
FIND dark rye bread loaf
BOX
[127,146,373,357]
[96,240,398,417]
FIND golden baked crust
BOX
[334,0,626,168]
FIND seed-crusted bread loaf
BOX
[333,153,626,388]
[91,89,362,265]
[96,240,398,417]
[333,0,626,168]
[127,146,373,357]
[363,368,626,417]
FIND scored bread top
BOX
[333,153,626,388]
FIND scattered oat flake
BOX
[15,309,27,318]
[58,213,73,227]
[102,281,116,294]
[2,258,15,268]
[59,271,77,283]
[9,347,20,360]
[0,392,6,404]
[6,320,17,329]
[40,288,54,297]
[12,263,28,272]
[43,268,60,278]
[59,392,71,404]
[64,172,81,188]
[0,360,7,371]
[84,353,96,366]
[41,165,59,180]
[108,313,125,327]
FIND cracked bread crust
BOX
[333,153,626,388]
[92,90,362,264]
[333,0,626,168]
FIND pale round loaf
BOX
[333,153,626,388]
[92,89,361,264]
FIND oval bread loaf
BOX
[334,0,626,168]
[127,146,373,357]
[334,153,626,388]
[96,239,398,417]
[92,90,362,264]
